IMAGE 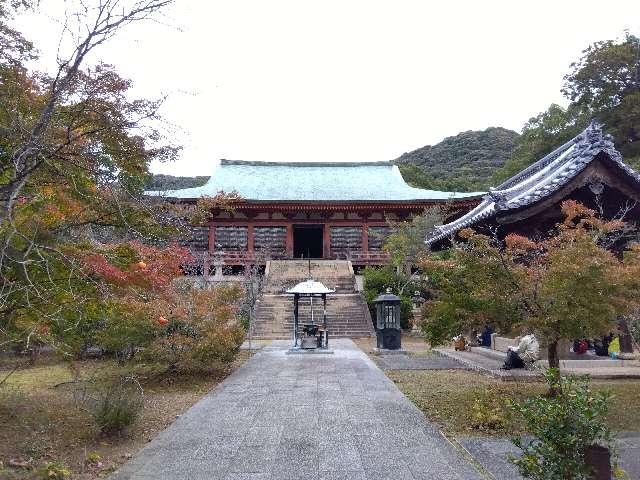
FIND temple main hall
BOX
[154,160,482,271]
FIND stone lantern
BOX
[374,288,401,350]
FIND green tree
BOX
[362,265,415,330]
[362,208,445,329]
[495,34,640,182]
[563,33,640,161]
[384,207,445,274]
[495,104,588,182]
[0,1,179,354]
[421,201,640,372]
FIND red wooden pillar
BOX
[247,224,254,260]
[361,223,369,257]
[285,223,294,258]
[208,224,216,252]
[323,224,331,259]
[207,224,216,276]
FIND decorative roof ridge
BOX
[219,159,394,167]
[425,120,638,246]
[494,137,579,191]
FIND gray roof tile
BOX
[426,121,640,245]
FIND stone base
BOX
[373,348,407,355]
[286,347,334,355]
[618,352,638,360]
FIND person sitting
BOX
[502,334,539,370]
[594,333,613,357]
[573,338,588,354]
[453,334,466,351]
[479,325,494,347]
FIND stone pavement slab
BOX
[436,348,640,380]
[110,339,482,480]
[459,434,640,480]
[374,352,469,370]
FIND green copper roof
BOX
[147,160,484,201]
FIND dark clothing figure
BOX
[594,334,613,357]
[480,326,494,347]
[503,349,525,369]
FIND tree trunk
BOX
[547,340,560,396]
[547,340,560,369]
[618,317,635,357]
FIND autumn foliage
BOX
[77,242,245,373]
[421,200,640,370]
[0,2,245,373]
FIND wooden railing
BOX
[185,250,391,267]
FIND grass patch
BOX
[353,335,432,355]
[0,351,253,479]
[387,369,640,437]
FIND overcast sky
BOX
[14,1,640,176]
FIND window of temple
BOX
[368,226,394,251]
[215,226,248,251]
[182,226,209,251]
[254,226,287,257]
[330,226,363,258]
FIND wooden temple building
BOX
[152,160,482,272]
[425,121,640,357]
[427,122,640,247]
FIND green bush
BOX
[362,265,419,330]
[509,369,622,480]
[39,461,71,480]
[90,376,143,435]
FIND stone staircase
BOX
[253,260,374,339]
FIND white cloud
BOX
[13,0,640,175]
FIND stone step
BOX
[253,260,374,339]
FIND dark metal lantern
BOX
[374,288,401,350]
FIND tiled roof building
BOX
[427,122,640,247]
[147,160,483,269]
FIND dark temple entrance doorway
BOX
[293,224,324,259]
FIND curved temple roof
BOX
[426,121,640,245]
[146,160,483,202]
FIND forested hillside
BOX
[395,127,519,192]
[146,174,210,190]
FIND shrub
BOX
[362,265,420,329]
[39,461,71,480]
[90,376,143,435]
[140,283,245,375]
[509,369,621,480]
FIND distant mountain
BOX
[395,127,519,192]
[146,174,209,191]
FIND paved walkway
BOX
[111,339,481,480]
